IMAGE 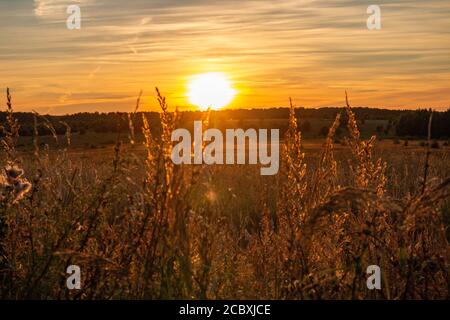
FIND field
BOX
[1,91,449,300]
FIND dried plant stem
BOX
[421,112,433,194]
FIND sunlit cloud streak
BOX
[0,0,449,113]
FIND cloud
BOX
[88,66,101,79]
[34,0,92,18]
[1,0,449,113]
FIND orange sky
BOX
[1,0,449,114]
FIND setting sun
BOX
[187,72,237,110]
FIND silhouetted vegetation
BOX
[396,109,450,138]
[1,89,449,300]
[0,107,430,138]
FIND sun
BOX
[187,72,237,110]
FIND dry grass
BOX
[0,88,449,299]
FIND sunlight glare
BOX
[187,72,237,110]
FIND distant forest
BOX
[1,107,449,139]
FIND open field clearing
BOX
[1,91,449,299]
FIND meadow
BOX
[1,89,449,299]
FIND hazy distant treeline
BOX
[396,109,450,138]
[1,107,449,138]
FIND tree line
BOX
[395,109,450,138]
[1,107,448,138]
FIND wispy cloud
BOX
[34,0,92,17]
[1,0,449,113]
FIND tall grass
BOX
[0,88,449,299]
